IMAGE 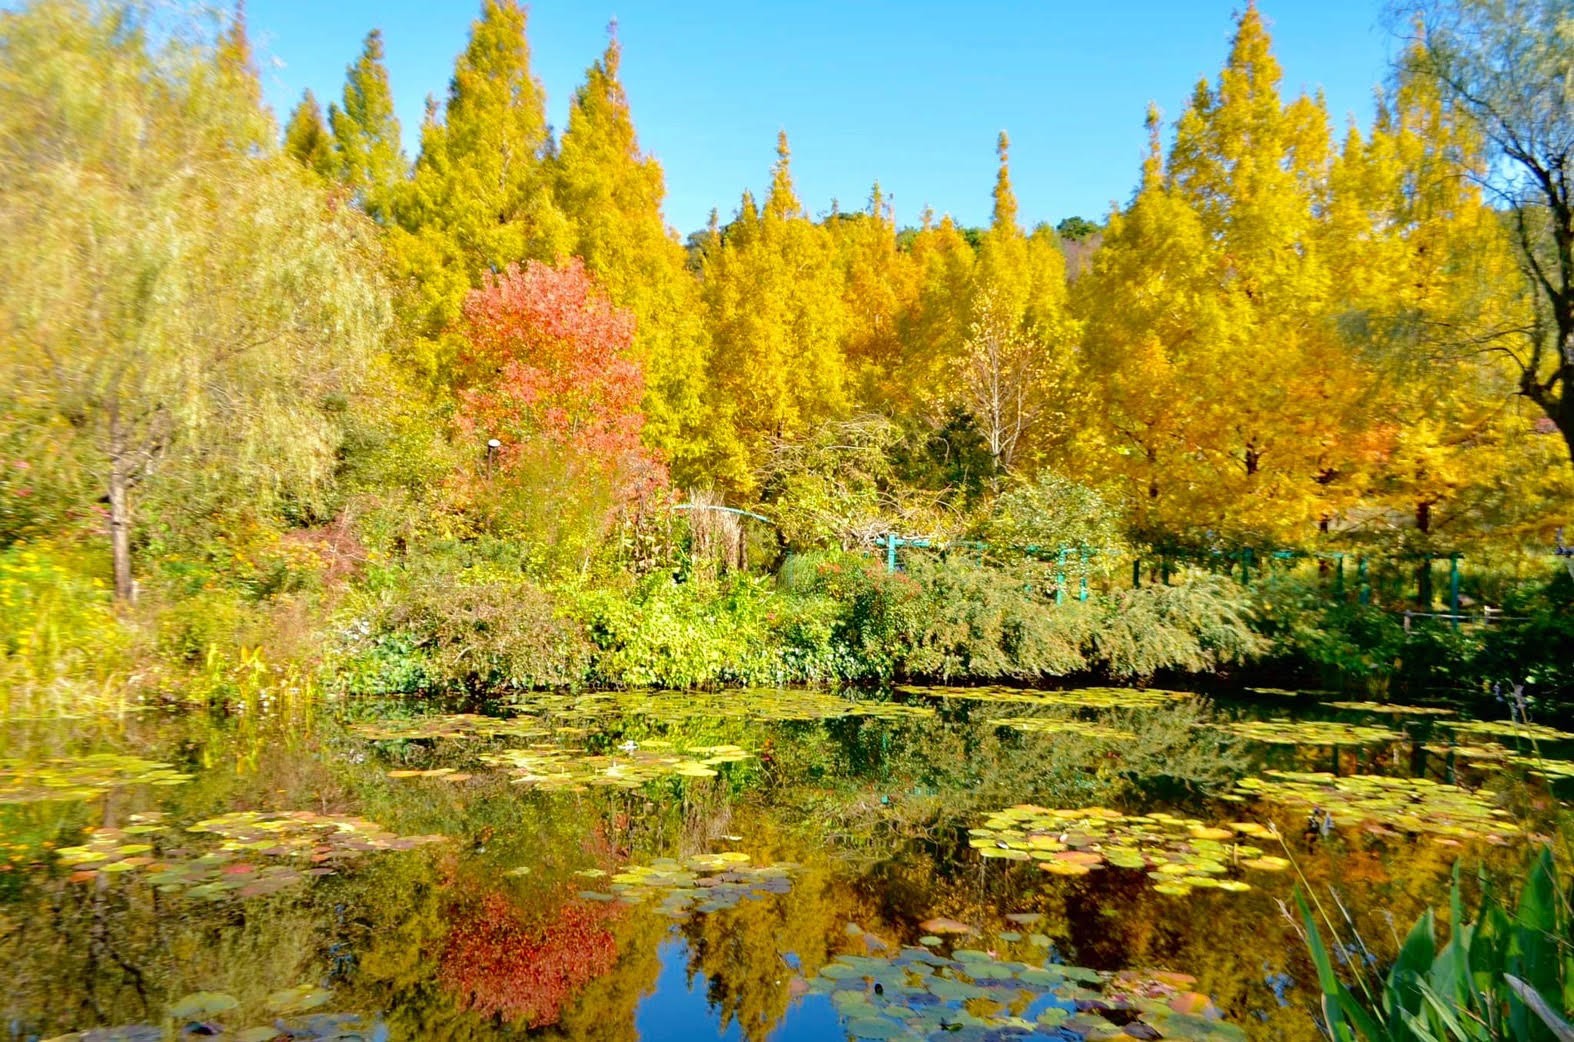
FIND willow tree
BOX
[1399,0,1574,469]
[0,0,388,600]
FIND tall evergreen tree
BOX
[405,0,570,270]
[283,89,335,179]
[554,29,710,482]
[329,29,404,224]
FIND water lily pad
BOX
[168,991,238,1018]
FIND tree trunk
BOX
[108,428,133,603]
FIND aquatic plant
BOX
[1447,720,1574,743]
[987,717,1138,740]
[1219,720,1406,746]
[586,851,797,917]
[810,944,1247,1040]
[41,984,369,1041]
[1298,846,1573,1042]
[1233,772,1521,843]
[907,684,1192,710]
[971,804,1277,896]
[478,743,752,790]
[0,753,191,803]
[1328,702,1457,717]
[350,713,551,741]
[51,810,445,900]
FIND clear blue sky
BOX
[246,1,1397,236]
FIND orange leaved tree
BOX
[455,258,664,555]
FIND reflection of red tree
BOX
[440,889,622,1027]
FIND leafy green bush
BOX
[0,540,130,716]
[337,574,593,696]
[897,554,1091,680]
[982,471,1125,555]
[1254,568,1573,703]
[1092,568,1265,678]
[1472,572,1574,704]
[777,550,926,681]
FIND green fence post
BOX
[1334,553,1345,597]
[1449,555,1461,630]
[1055,548,1067,606]
[885,533,897,574]
[1079,549,1089,602]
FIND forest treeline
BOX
[0,0,1570,710]
[288,0,1568,548]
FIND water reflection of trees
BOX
[0,702,1545,1042]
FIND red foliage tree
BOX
[439,889,623,1027]
[457,258,665,501]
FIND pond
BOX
[1,686,1567,1042]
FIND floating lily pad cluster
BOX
[189,810,447,855]
[1218,720,1404,746]
[52,810,445,900]
[46,985,375,1041]
[581,851,796,917]
[909,686,1192,710]
[1233,771,1521,842]
[350,714,549,742]
[357,691,938,751]
[810,945,1245,1041]
[986,717,1137,741]
[971,805,1283,896]
[1424,742,1511,761]
[0,753,192,804]
[610,689,936,724]
[1328,702,1456,717]
[1447,720,1574,742]
[479,743,752,790]
[1505,756,1574,781]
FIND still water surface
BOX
[0,686,1562,1042]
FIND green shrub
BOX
[0,540,130,716]
[338,575,592,696]
[1092,569,1265,679]
[777,550,926,681]
[896,554,1091,681]
[1255,568,1573,702]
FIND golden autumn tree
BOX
[1324,41,1569,548]
[698,133,849,492]
[1076,5,1357,544]
[960,132,1080,476]
[828,182,921,409]
[1164,3,1358,541]
[553,29,712,485]
[387,0,572,391]
[1074,109,1232,538]
[896,208,977,416]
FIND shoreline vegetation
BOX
[0,0,1571,722]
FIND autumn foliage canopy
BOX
[457,258,665,502]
